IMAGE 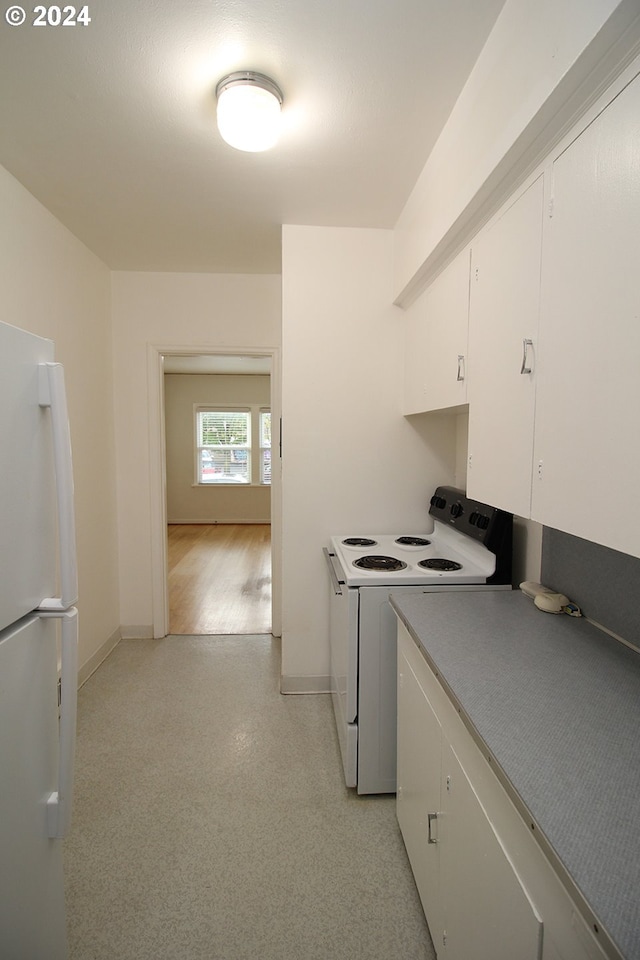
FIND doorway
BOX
[147,346,282,639]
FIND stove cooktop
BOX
[329,486,513,587]
[330,526,496,586]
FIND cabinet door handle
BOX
[456,355,465,382]
[520,339,534,375]
[428,812,438,843]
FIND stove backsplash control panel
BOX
[429,486,513,584]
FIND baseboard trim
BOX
[120,624,154,639]
[78,627,121,688]
[167,519,271,525]
[280,675,331,695]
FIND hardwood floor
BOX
[167,523,271,635]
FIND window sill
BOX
[192,483,270,489]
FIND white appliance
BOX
[0,321,79,959]
[323,486,512,794]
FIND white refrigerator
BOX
[0,320,79,959]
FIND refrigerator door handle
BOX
[37,362,78,610]
[40,607,78,839]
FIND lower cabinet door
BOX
[397,636,443,945]
[440,740,543,960]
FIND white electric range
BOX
[323,486,513,794]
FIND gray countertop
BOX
[390,589,640,960]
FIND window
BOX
[260,410,271,484]
[196,409,250,484]
[195,406,271,486]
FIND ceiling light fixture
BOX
[215,71,283,153]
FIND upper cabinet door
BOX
[532,73,640,559]
[403,248,470,415]
[467,177,544,518]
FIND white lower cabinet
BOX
[440,739,542,960]
[397,623,610,960]
[397,638,443,941]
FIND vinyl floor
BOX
[63,634,435,960]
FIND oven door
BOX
[324,548,359,787]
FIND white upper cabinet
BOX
[403,248,470,415]
[403,60,640,558]
[466,177,545,517]
[531,73,640,558]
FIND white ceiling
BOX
[0,0,505,275]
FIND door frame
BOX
[147,343,282,639]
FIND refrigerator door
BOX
[0,321,56,632]
[0,614,68,960]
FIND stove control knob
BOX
[477,515,490,530]
[450,503,464,519]
[431,495,447,509]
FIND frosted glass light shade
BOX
[216,73,283,152]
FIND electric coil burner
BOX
[418,558,463,571]
[324,485,513,794]
[353,555,407,572]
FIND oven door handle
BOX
[323,547,344,596]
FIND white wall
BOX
[0,165,119,680]
[165,373,271,523]
[393,0,640,303]
[111,272,281,635]
[281,225,457,690]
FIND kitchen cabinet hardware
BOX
[520,338,534,375]
[427,812,438,843]
[456,354,465,382]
